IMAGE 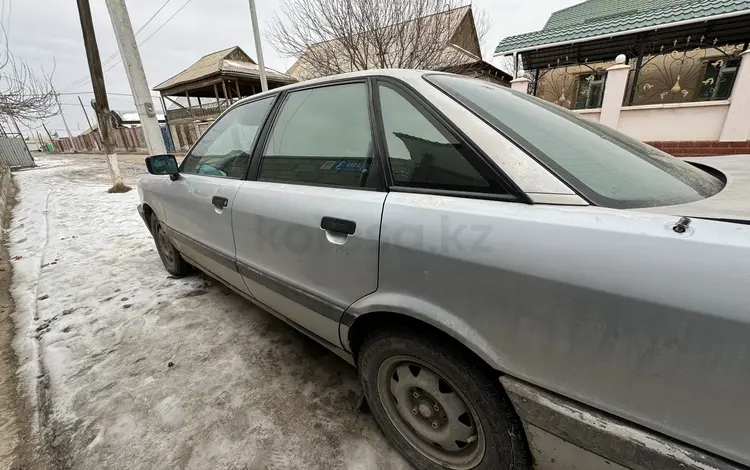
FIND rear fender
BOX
[342,291,505,370]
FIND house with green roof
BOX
[494,0,750,155]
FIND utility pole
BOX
[56,93,78,152]
[42,123,54,144]
[248,0,268,92]
[76,0,129,192]
[78,96,93,129]
[105,0,166,155]
[78,95,101,150]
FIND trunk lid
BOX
[639,155,750,222]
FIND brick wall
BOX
[647,141,750,157]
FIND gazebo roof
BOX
[495,0,750,55]
[153,46,296,94]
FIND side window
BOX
[182,97,273,178]
[259,83,377,189]
[378,83,498,193]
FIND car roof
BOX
[234,69,444,105]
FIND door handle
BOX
[212,196,229,208]
[321,217,356,235]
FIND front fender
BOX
[138,175,168,224]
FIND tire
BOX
[150,215,192,277]
[358,329,531,470]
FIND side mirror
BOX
[145,154,180,180]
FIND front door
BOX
[232,81,386,346]
[159,96,276,293]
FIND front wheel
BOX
[151,215,192,277]
[358,329,531,470]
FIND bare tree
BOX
[471,8,494,60]
[269,0,492,79]
[0,28,58,123]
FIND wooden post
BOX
[222,80,230,107]
[75,0,128,191]
[197,96,204,111]
[78,95,101,150]
[159,95,175,153]
[185,91,194,117]
[213,83,221,109]
[235,80,242,99]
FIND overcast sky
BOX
[7,0,580,139]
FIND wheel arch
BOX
[342,294,506,375]
[141,202,156,234]
[142,202,155,220]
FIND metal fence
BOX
[0,136,35,169]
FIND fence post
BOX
[510,76,531,94]
[599,55,631,129]
[719,50,750,142]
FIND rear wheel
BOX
[150,215,192,277]
[358,329,531,470]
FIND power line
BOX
[22,91,160,99]
[58,91,162,97]
[63,0,174,91]
[62,0,177,92]
[95,0,195,80]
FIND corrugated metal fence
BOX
[0,137,35,169]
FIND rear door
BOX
[158,96,275,293]
[232,80,386,346]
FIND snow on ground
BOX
[10,154,409,469]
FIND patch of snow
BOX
[9,154,409,469]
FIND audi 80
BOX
[138,70,750,470]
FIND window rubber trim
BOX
[421,73,593,204]
[371,75,529,203]
[246,77,385,192]
[425,74,728,208]
[176,93,280,178]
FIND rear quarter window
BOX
[424,74,724,209]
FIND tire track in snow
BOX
[31,189,52,321]
[27,188,58,458]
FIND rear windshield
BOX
[425,74,724,209]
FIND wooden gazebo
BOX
[153,46,296,125]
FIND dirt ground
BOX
[6,153,409,470]
[0,181,30,469]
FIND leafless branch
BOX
[268,0,491,79]
[0,23,59,123]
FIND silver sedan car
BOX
[138,70,750,470]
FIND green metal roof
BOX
[495,0,750,55]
